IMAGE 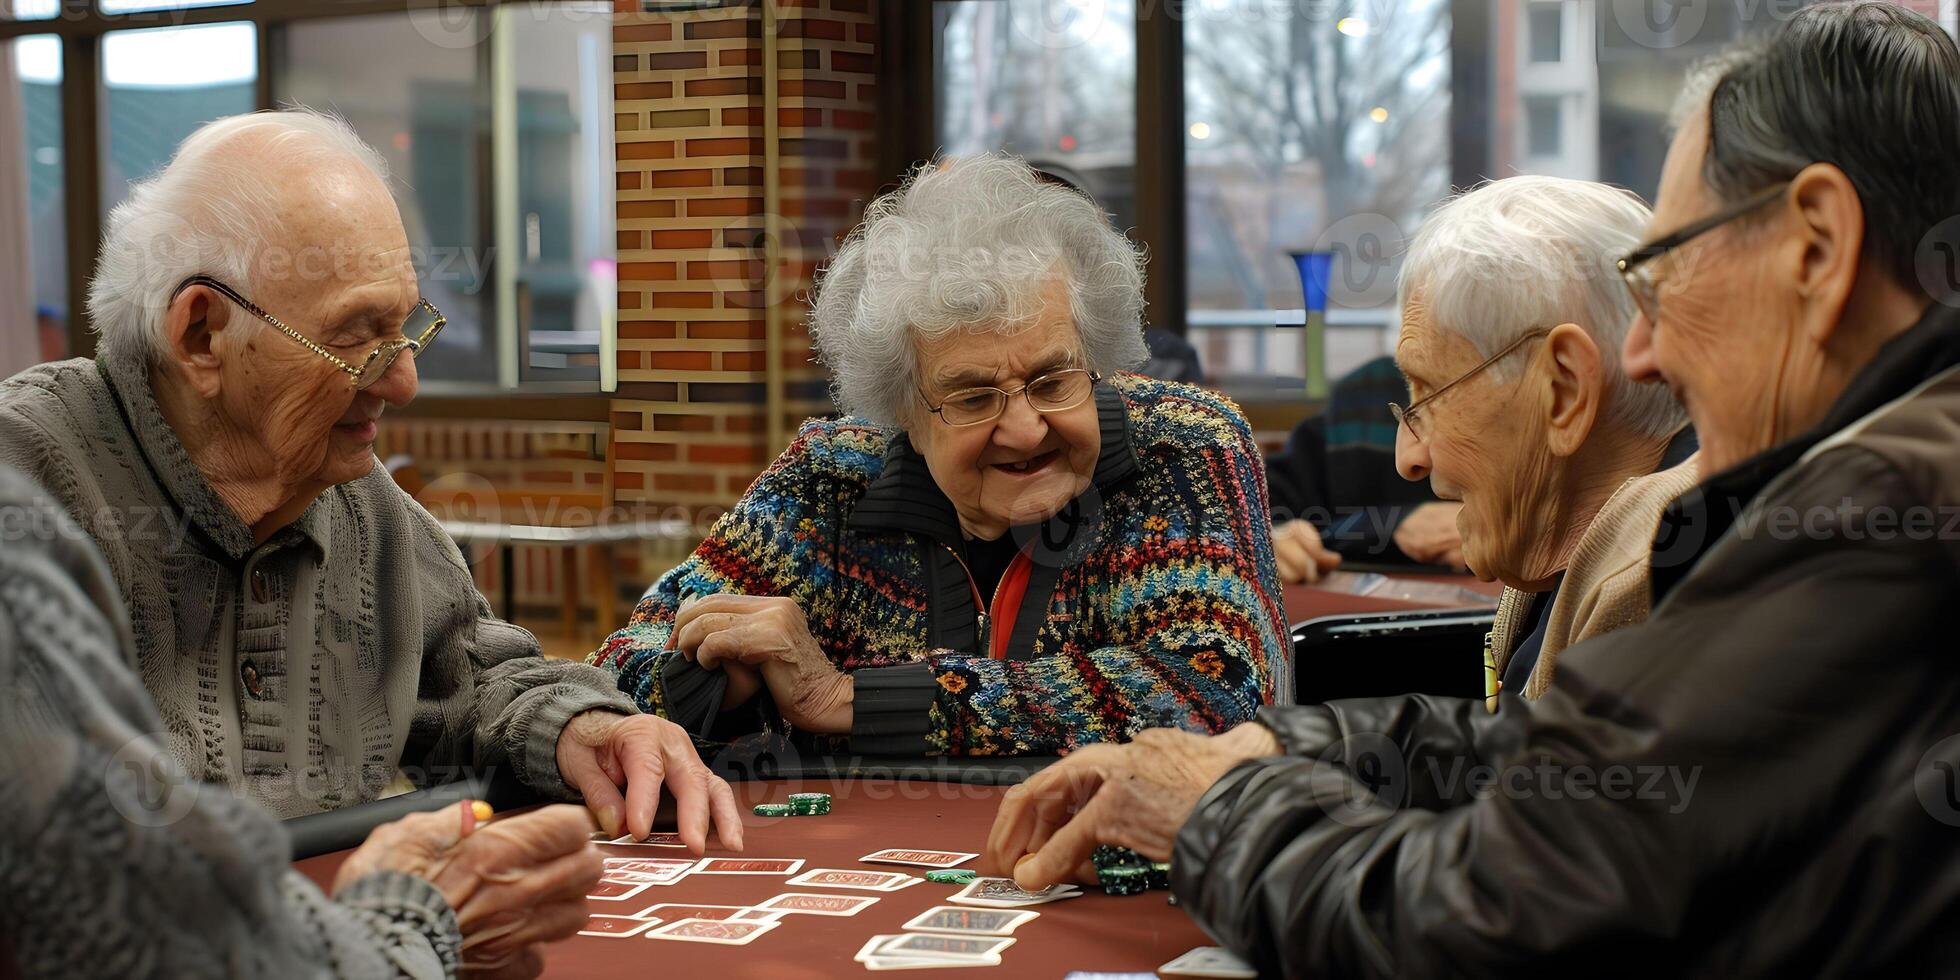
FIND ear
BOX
[1784,162,1864,347]
[160,285,230,400]
[1540,322,1603,458]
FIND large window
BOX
[1,0,617,390]
[1183,0,1449,395]
[937,0,1138,242]
[277,12,497,384]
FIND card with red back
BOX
[786,868,920,892]
[646,918,780,946]
[859,848,978,869]
[691,857,805,875]
[753,892,880,916]
[577,914,656,938]
[634,904,746,922]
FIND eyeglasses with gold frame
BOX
[1388,328,1551,443]
[917,368,1101,427]
[171,275,445,392]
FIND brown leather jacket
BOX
[1174,303,1960,977]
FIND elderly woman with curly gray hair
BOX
[592,154,1291,757]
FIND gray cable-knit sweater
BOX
[0,347,636,818]
[0,465,461,978]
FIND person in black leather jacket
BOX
[985,4,1960,974]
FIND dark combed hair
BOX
[1702,0,1960,294]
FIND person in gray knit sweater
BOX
[0,464,603,977]
[0,108,742,850]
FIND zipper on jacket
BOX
[941,542,990,654]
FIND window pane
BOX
[100,23,257,221]
[1526,96,1562,156]
[509,1,615,385]
[98,0,251,14]
[275,11,497,385]
[1184,1,1450,394]
[1528,3,1563,63]
[936,0,1137,233]
[4,34,67,369]
[6,0,58,20]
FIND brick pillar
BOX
[612,0,879,511]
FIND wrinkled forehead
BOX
[256,165,417,314]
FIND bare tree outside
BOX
[1185,0,1449,312]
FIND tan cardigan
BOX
[1489,454,1701,699]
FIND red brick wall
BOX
[613,0,879,509]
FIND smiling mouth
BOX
[991,449,1059,476]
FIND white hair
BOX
[1396,175,1687,439]
[810,154,1150,428]
[88,107,391,364]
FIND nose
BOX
[1622,310,1661,384]
[365,347,421,408]
[990,391,1049,452]
[1394,419,1430,482]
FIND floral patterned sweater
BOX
[590,374,1290,756]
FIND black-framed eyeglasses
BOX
[171,275,445,392]
[917,368,1100,427]
[1388,328,1551,444]
[1616,181,1790,326]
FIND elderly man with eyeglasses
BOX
[0,110,744,852]
[984,3,1960,974]
[590,154,1289,758]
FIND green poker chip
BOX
[752,803,793,816]
[1098,865,1149,896]
[926,869,978,884]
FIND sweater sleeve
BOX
[0,470,460,979]
[590,421,851,745]
[921,397,1291,755]
[393,495,637,802]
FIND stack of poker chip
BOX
[751,792,834,817]
[787,792,831,815]
[1092,845,1158,896]
[926,869,978,884]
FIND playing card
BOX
[854,936,997,971]
[948,876,1082,908]
[786,868,921,892]
[873,933,1015,961]
[646,917,779,946]
[691,857,805,875]
[753,892,880,916]
[577,914,656,938]
[609,832,686,847]
[605,857,693,875]
[585,879,651,901]
[1157,946,1258,978]
[634,904,746,922]
[900,905,1038,936]
[859,848,978,869]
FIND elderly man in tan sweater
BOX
[1388,175,1697,699]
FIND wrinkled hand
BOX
[555,710,744,852]
[1393,502,1467,569]
[984,723,1283,891]
[1271,519,1342,584]
[333,803,601,979]
[672,594,854,734]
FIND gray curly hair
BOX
[810,154,1150,429]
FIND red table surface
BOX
[294,781,1211,978]
[1283,572,1499,623]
